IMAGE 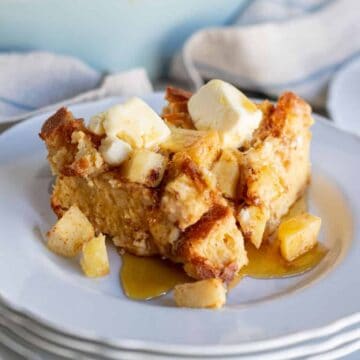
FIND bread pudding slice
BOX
[40,82,313,283]
[237,94,313,247]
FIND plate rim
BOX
[1,299,360,359]
[327,54,360,134]
[0,292,359,357]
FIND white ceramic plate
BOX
[0,94,359,357]
[1,299,360,360]
[0,309,360,360]
[328,55,360,135]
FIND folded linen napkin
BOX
[0,51,153,123]
[170,0,360,108]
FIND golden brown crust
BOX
[162,87,194,129]
[179,156,208,190]
[165,87,192,102]
[39,108,82,147]
[162,113,194,129]
[254,92,312,141]
[40,108,106,177]
[40,107,103,147]
[180,205,230,245]
[176,204,247,283]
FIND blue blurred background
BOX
[0,0,248,80]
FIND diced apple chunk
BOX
[278,213,321,261]
[212,149,241,199]
[80,234,110,277]
[160,128,207,153]
[47,205,95,257]
[174,278,226,309]
[122,149,167,187]
[161,128,220,168]
[237,205,269,248]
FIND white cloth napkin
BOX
[171,0,360,108]
[0,51,153,123]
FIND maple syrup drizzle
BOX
[120,253,192,300]
[229,240,327,288]
[120,196,327,300]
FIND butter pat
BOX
[99,136,132,166]
[188,79,262,148]
[102,97,170,148]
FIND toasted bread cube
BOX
[162,112,194,129]
[179,205,248,282]
[160,173,212,230]
[148,211,181,254]
[164,86,192,103]
[122,149,167,187]
[71,131,105,175]
[47,205,95,257]
[212,149,241,199]
[278,213,321,261]
[174,278,226,309]
[246,165,284,205]
[237,205,269,248]
[80,234,110,277]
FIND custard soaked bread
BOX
[40,80,313,283]
[237,93,313,248]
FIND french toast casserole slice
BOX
[40,85,313,283]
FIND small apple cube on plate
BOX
[47,205,95,257]
[174,278,226,309]
[278,213,321,262]
[80,234,110,278]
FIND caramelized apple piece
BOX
[174,278,226,309]
[47,205,94,257]
[212,149,241,200]
[278,213,321,261]
[80,234,110,277]
[122,149,167,187]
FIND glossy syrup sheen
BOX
[230,241,327,287]
[120,253,192,300]
[121,196,327,300]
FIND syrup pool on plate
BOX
[120,253,192,300]
[120,196,327,300]
[230,240,327,288]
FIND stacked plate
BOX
[328,55,360,136]
[0,95,359,359]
